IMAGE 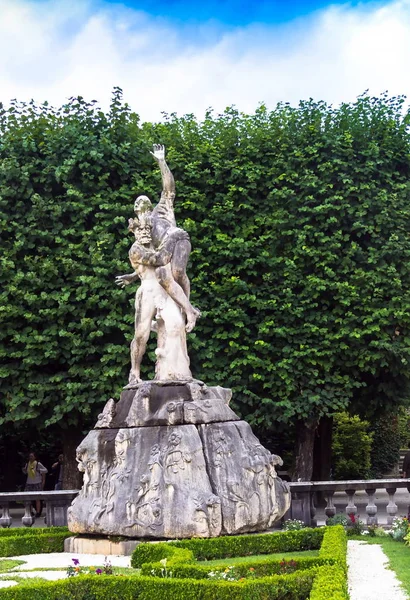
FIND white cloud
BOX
[0,0,410,121]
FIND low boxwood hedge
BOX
[0,527,68,538]
[0,530,71,557]
[0,571,315,600]
[0,525,348,599]
[131,527,325,567]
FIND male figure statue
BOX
[133,144,200,333]
[116,219,191,385]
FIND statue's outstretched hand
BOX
[150,144,165,161]
[115,274,135,288]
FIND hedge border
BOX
[0,526,348,599]
[131,527,325,567]
[0,530,71,557]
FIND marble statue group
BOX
[115,145,199,384]
[67,145,291,539]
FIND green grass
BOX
[197,548,319,566]
[0,559,25,572]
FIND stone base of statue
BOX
[67,381,290,538]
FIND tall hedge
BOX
[1,91,410,476]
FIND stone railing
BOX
[0,491,79,528]
[288,479,410,527]
[1,481,409,530]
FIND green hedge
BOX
[0,572,314,600]
[309,565,349,600]
[139,526,347,583]
[142,555,331,579]
[131,527,324,567]
[0,526,347,599]
[0,531,71,557]
[0,527,68,538]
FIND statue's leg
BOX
[156,264,200,333]
[129,289,155,384]
[171,239,191,299]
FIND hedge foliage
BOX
[131,527,325,567]
[0,526,347,599]
[0,527,68,538]
[2,92,410,435]
[0,571,315,600]
[0,529,70,557]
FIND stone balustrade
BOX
[288,479,410,527]
[1,480,409,530]
[0,491,79,528]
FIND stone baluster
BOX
[385,487,398,526]
[0,503,12,528]
[324,490,336,523]
[345,489,357,520]
[310,492,317,528]
[22,502,35,527]
[365,488,378,526]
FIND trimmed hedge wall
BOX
[0,529,71,557]
[0,527,68,538]
[0,526,348,599]
[0,572,315,600]
[131,527,325,567]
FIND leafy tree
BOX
[2,91,410,482]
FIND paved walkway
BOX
[0,552,131,588]
[348,540,408,600]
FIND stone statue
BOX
[115,145,197,385]
[67,144,291,541]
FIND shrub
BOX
[310,565,349,600]
[0,572,315,599]
[390,516,410,541]
[332,413,373,480]
[0,527,68,538]
[282,519,306,531]
[326,514,348,528]
[0,530,71,557]
[370,414,401,477]
[131,528,325,567]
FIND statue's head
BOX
[134,195,153,215]
[128,218,151,246]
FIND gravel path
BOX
[7,552,131,570]
[348,540,408,600]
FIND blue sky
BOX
[104,0,373,26]
[1,0,410,121]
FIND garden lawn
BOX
[0,561,24,573]
[199,549,319,566]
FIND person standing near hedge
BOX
[51,454,64,490]
[22,451,47,517]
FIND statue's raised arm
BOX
[150,144,175,197]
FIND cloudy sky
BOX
[1,0,409,121]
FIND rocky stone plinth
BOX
[68,381,290,538]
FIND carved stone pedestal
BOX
[68,381,290,538]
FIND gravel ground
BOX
[348,540,408,600]
[7,553,131,570]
